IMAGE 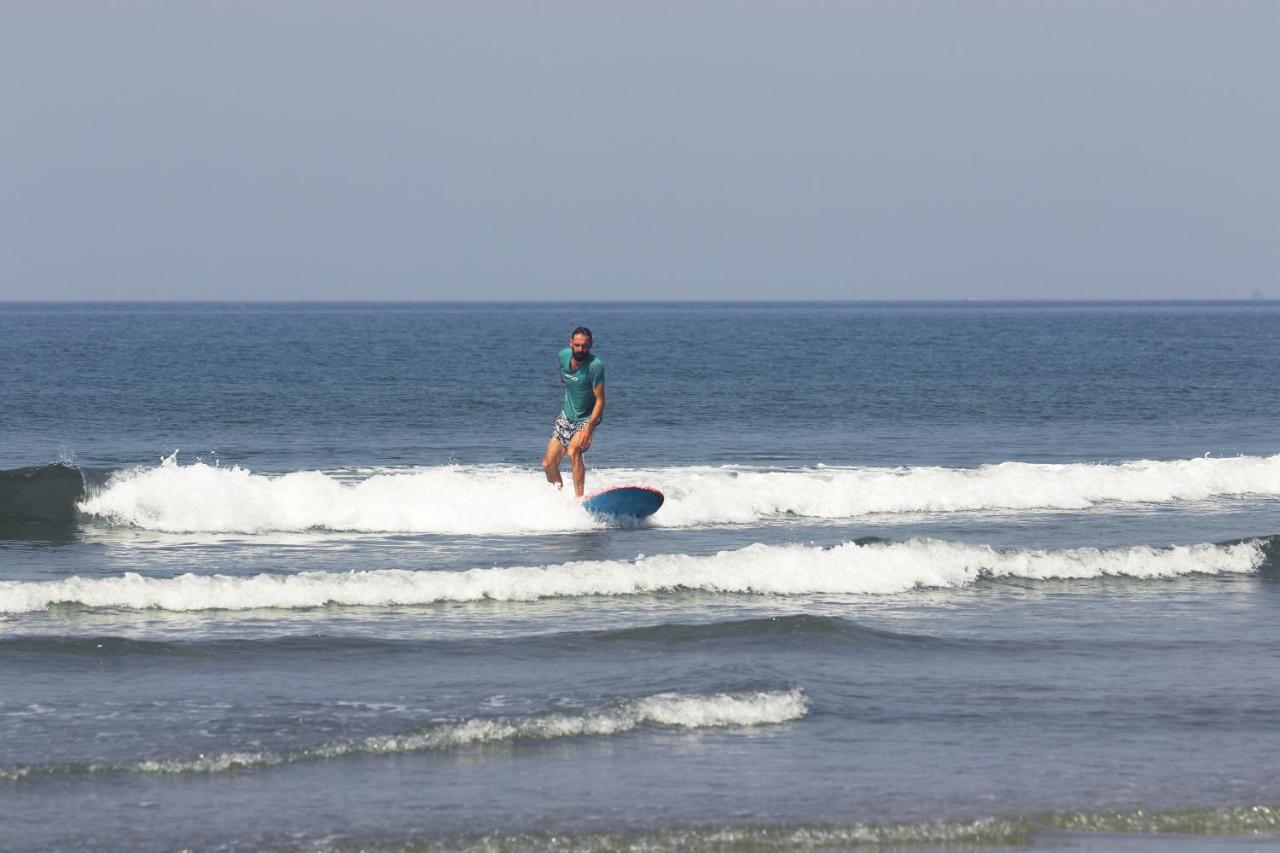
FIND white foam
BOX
[135,751,276,775]
[1,539,1264,614]
[77,454,1280,535]
[78,458,596,535]
[650,455,1280,526]
[3,689,806,778]
[322,688,809,758]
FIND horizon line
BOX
[1,297,1275,305]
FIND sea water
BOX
[1,301,1279,851]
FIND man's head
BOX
[569,326,593,361]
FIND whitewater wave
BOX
[76,454,1280,535]
[78,458,595,535]
[0,689,806,780]
[289,803,1280,850]
[1,538,1266,614]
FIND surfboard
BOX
[581,485,664,520]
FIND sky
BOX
[1,1,1276,301]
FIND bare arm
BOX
[578,385,605,451]
[587,385,605,429]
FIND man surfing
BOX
[542,326,605,497]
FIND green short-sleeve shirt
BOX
[559,348,605,421]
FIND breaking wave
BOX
[1,688,806,781]
[0,464,86,538]
[1,537,1267,614]
[312,803,1280,850]
[75,454,1280,535]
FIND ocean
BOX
[2,301,1279,851]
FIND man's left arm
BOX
[580,385,605,451]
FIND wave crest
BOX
[294,803,1280,850]
[1,689,806,780]
[1,538,1266,614]
[76,454,1280,535]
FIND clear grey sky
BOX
[2,2,1276,300]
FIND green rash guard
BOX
[559,348,605,421]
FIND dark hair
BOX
[571,326,593,341]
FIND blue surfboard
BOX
[581,485,664,520]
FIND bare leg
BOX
[541,436,566,487]
[567,432,590,497]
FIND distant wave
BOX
[583,613,953,650]
[0,688,806,781]
[267,803,1280,850]
[0,616,986,657]
[0,633,436,658]
[2,537,1268,614]
[75,454,1280,535]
